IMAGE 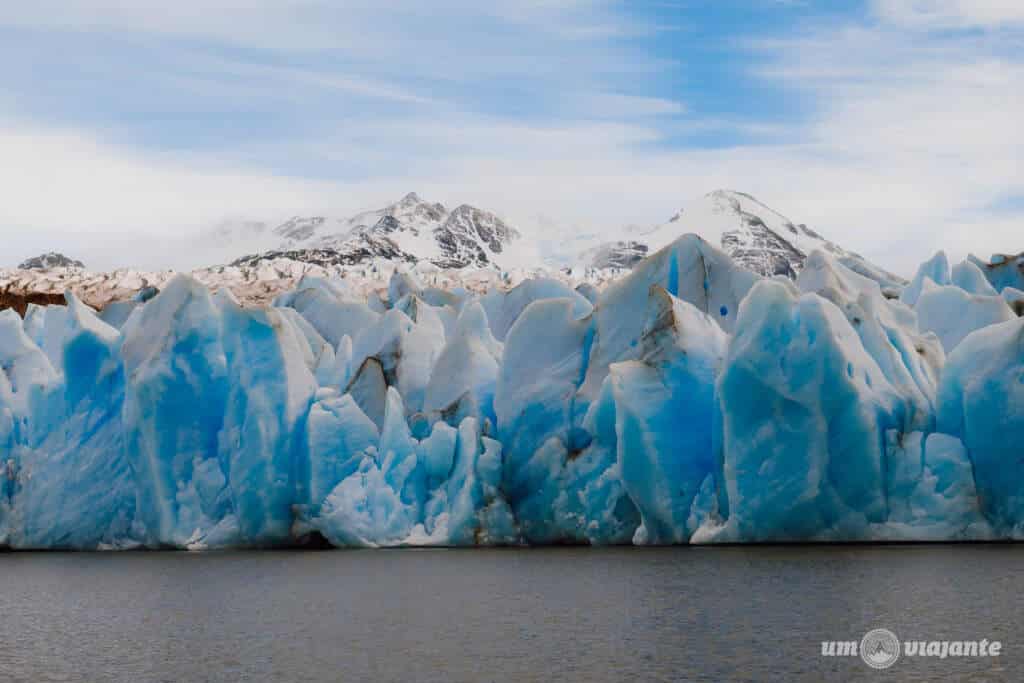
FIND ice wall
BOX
[2,237,1023,548]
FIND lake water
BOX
[1,546,1019,682]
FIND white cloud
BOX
[0,123,347,269]
[0,2,1021,278]
[740,12,1024,270]
[873,0,1024,30]
[2,103,1021,276]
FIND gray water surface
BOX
[1,546,1019,682]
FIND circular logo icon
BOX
[860,628,901,669]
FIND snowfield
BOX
[1,230,1022,549]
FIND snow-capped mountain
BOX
[18,252,85,270]
[230,192,521,270]
[203,190,896,289]
[3,189,910,311]
[584,190,904,288]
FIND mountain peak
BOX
[18,252,85,270]
[582,191,904,289]
[217,193,521,271]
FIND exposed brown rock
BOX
[0,287,64,317]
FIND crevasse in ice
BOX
[2,236,1023,548]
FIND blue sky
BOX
[1,1,1022,273]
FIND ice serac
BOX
[550,376,640,545]
[914,279,1015,353]
[797,251,943,431]
[20,303,45,347]
[480,277,592,342]
[388,269,423,307]
[301,389,379,517]
[901,250,951,307]
[495,297,593,542]
[217,297,317,546]
[438,417,518,546]
[892,251,1014,354]
[715,279,903,541]
[13,295,136,549]
[0,309,57,436]
[277,307,337,384]
[579,234,757,403]
[349,302,445,414]
[0,309,61,546]
[311,388,420,547]
[39,304,69,368]
[305,387,520,548]
[99,286,160,330]
[611,287,727,544]
[277,279,380,348]
[121,274,230,547]
[422,301,502,427]
[952,260,998,296]
[937,317,1024,536]
[970,251,1024,293]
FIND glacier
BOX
[2,237,1024,549]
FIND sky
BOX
[1,0,1022,274]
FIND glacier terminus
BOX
[2,229,1023,549]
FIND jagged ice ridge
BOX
[1,235,1022,549]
